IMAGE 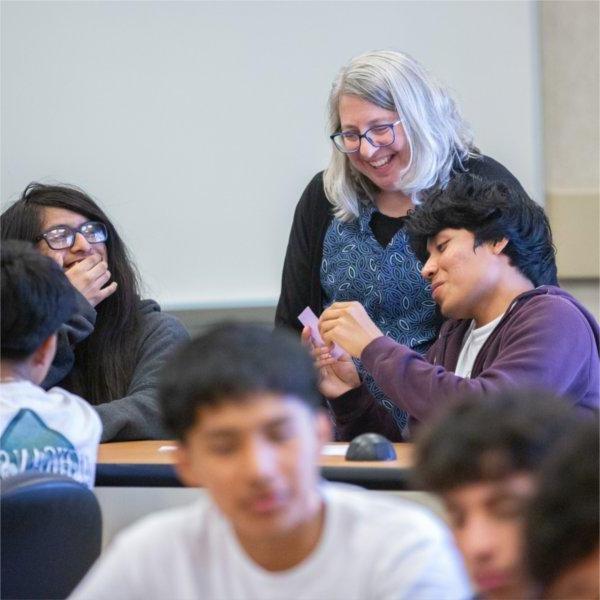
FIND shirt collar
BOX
[358,201,377,234]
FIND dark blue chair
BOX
[1,472,102,599]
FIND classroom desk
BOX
[96,440,415,491]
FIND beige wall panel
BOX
[547,192,599,278]
[541,1,599,192]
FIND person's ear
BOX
[174,442,204,488]
[30,333,57,370]
[492,238,509,254]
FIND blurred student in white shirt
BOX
[72,322,471,600]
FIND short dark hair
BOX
[525,419,599,591]
[413,390,582,492]
[1,240,78,360]
[158,322,321,440]
[406,174,558,287]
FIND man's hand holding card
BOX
[298,307,362,399]
[319,301,384,358]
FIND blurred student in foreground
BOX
[313,175,599,439]
[72,323,471,600]
[0,240,101,488]
[413,390,588,600]
[526,419,599,599]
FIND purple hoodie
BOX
[330,286,599,441]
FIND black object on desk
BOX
[346,433,397,462]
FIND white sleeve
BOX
[372,516,473,600]
[69,534,145,600]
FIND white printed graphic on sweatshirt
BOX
[0,408,95,485]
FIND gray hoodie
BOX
[44,293,189,442]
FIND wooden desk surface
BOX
[98,440,414,470]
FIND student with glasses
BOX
[0,183,189,442]
[276,49,531,440]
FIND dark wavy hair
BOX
[0,183,141,404]
[406,174,558,287]
[413,390,582,492]
[159,322,320,440]
[1,240,78,360]
[525,419,599,592]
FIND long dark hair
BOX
[1,183,141,404]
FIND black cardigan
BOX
[275,154,528,332]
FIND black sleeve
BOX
[328,386,405,442]
[465,154,529,196]
[275,172,329,333]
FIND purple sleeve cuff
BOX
[361,335,410,369]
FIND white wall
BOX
[1,1,542,309]
[541,0,599,194]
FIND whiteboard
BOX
[1,1,542,309]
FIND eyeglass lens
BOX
[334,123,396,153]
[43,222,107,250]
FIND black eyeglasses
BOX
[36,221,108,250]
[330,119,403,154]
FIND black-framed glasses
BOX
[330,119,403,154]
[36,221,108,250]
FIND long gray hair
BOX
[323,50,477,221]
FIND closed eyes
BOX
[436,240,450,253]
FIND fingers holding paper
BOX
[300,325,313,349]
[298,306,366,398]
[319,301,384,358]
[313,341,361,399]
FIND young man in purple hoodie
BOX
[311,175,599,439]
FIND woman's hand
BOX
[302,326,361,399]
[63,255,118,307]
[319,301,383,358]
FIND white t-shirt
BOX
[454,314,504,378]
[72,482,471,600]
[0,380,102,488]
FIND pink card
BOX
[298,307,345,359]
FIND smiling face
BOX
[338,94,411,192]
[444,474,536,600]
[421,228,508,323]
[175,393,329,545]
[36,206,108,269]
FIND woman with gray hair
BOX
[275,50,526,440]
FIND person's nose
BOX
[242,438,277,483]
[358,137,378,160]
[461,517,498,565]
[421,254,437,280]
[70,232,92,254]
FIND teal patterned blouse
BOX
[321,202,441,436]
